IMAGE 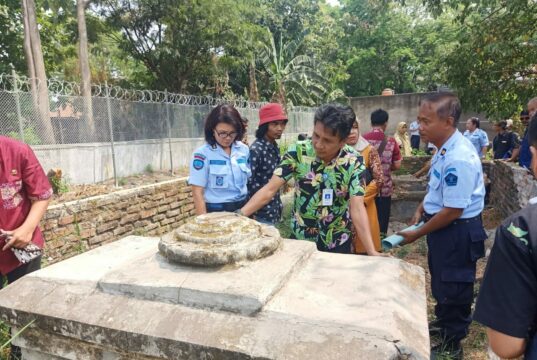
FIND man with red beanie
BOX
[248,103,288,225]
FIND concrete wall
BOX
[41,177,194,263]
[349,93,491,144]
[33,132,308,184]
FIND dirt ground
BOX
[49,168,189,205]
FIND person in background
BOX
[241,117,250,146]
[394,121,412,157]
[409,118,421,150]
[0,135,53,360]
[346,119,383,253]
[492,119,519,160]
[474,110,537,359]
[398,93,486,359]
[189,104,250,214]
[363,109,402,237]
[514,111,530,168]
[238,104,383,256]
[248,103,288,225]
[426,142,436,155]
[463,117,489,158]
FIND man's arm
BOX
[191,185,207,215]
[398,205,463,244]
[481,146,488,158]
[507,147,520,162]
[349,196,383,256]
[2,198,50,250]
[241,175,285,217]
[487,328,526,359]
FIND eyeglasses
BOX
[214,130,238,139]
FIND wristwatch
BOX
[234,209,244,216]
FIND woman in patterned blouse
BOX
[346,120,384,252]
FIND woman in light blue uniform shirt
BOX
[463,117,489,158]
[189,104,251,214]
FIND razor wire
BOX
[0,74,317,111]
[0,72,315,182]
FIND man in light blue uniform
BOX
[399,93,487,360]
[189,142,250,212]
[463,117,489,158]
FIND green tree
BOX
[420,0,537,117]
[258,28,328,107]
[99,0,253,94]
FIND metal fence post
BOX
[165,90,174,175]
[105,81,118,187]
[12,70,25,142]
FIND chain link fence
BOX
[0,73,316,184]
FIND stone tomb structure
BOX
[0,213,429,359]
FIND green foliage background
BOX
[1,0,535,116]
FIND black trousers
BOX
[1,256,42,360]
[375,196,391,235]
[205,199,246,213]
[411,135,420,150]
[426,216,486,342]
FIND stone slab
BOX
[99,239,314,315]
[0,237,430,360]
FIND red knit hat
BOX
[259,103,288,126]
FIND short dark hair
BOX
[204,104,245,146]
[495,120,507,130]
[314,104,355,140]
[469,117,480,128]
[371,109,389,126]
[420,92,462,127]
[255,123,269,139]
[529,113,537,147]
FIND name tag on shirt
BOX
[322,189,334,206]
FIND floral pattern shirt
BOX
[363,128,401,197]
[273,140,365,252]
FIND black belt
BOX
[206,199,246,212]
[422,212,482,225]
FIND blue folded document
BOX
[382,221,424,251]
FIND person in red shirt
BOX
[362,109,402,236]
[0,136,52,284]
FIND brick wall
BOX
[397,156,432,175]
[41,178,194,263]
[490,161,537,218]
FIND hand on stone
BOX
[367,250,390,257]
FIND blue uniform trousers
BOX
[425,214,486,342]
[411,135,420,150]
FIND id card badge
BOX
[322,189,334,206]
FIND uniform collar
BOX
[435,130,461,158]
[209,142,240,155]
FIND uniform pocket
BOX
[439,267,475,304]
[469,226,487,261]
[209,166,229,189]
[0,180,23,209]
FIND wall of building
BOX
[349,93,490,144]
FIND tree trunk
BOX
[248,59,259,102]
[21,0,54,143]
[77,0,95,137]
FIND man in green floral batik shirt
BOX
[239,104,383,256]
